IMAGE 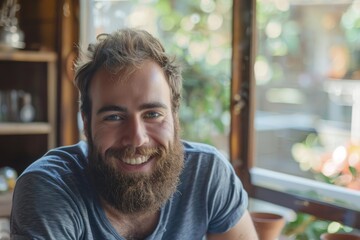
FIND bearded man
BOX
[10,28,258,240]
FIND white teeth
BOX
[122,156,148,165]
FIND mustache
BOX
[105,146,164,160]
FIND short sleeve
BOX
[206,153,248,233]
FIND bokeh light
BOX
[206,48,223,65]
[181,16,195,31]
[327,222,342,233]
[159,15,176,31]
[207,13,223,30]
[254,58,272,85]
[265,21,282,38]
[274,0,289,12]
[189,40,209,61]
[332,145,347,165]
[200,0,216,13]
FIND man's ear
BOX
[81,111,89,140]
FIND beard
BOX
[86,127,184,215]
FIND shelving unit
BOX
[0,50,57,173]
[0,0,77,220]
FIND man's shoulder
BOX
[182,140,227,160]
[182,140,219,154]
[181,140,231,172]
[20,141,88,178]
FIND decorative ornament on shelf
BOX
[0,0,24,51]
[0,166,17,193]
[19,92,35,123]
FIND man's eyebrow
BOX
[96,102,168,115]
[97,105,127,115]
[139,102,169,110]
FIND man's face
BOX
[84,60,184,214]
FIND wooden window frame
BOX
[230,0,360,229]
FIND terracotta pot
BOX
[320,233,360,240]
[250,212,285,240]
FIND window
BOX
[231,0,360,229]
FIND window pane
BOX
[254,0,360,209]
[83,0,232,154]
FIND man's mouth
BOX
[122,156,150,165]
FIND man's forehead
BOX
[96,60,166,85]
[90,61,171,102]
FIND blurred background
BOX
[0,0,360,238]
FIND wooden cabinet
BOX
[0,0,80,218]
[0,50,57,174]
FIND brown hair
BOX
[74,28,182,120]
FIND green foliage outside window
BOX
[283,212,356,239]
[152,0,232,146]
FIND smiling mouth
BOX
[122,156,150,165]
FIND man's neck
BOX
[101,199,160,240]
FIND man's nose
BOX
[120,116,149,147]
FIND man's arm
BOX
[11,173,81,239]
[207,210,259,240]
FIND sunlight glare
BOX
[332,145,347,165]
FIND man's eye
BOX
[144,112,162,119]
[104,114,124,121]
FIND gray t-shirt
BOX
[11,141,248,239]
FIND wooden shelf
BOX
[0,50,57,148]
[0,122,52,135]
[0,51,56,62]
